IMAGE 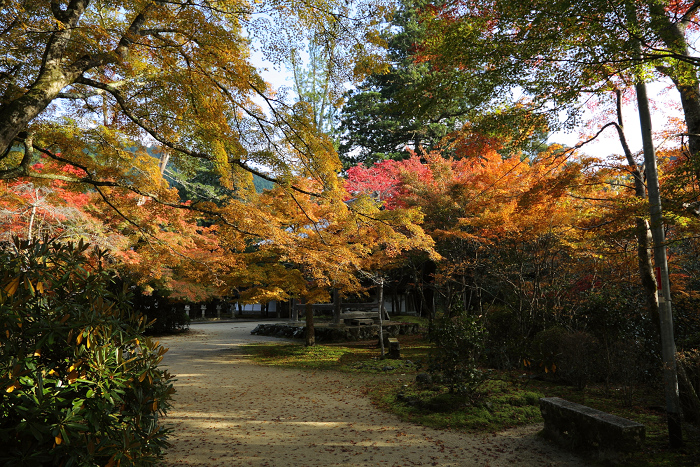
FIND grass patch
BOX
[243,334,432,373]
[242,342,374,370]
[390,315,430,327]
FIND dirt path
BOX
[159,322,587,466]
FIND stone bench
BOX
[539,397,645,460]
[341,311,378,325]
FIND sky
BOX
[550,80,683,161]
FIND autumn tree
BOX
[0,0,391,219]
[0,178,92,243]
[203,175,435,345]
[416,0,700,178]
[0,0,409,300]
[410,0,700,444]
[345,140,672,369]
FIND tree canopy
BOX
[0,0,443,302]
[0,0,388,189]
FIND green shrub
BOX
[428,310,488,398]
[558,331,599,390]
[0,238,174,466]
[527,326,567,376]
[483,305,525,370]
[132,291,189,336]
[677,349,700,425]
[528,327,599,389]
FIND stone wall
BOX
[251,322,420,343]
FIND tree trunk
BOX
[636,80,684,448]
[0,0,95,161]
[677,356,700,423]
[291,298,298,322]
[613,89,660,330]
[647,2,700,180]
[0,72,76,162]
[392,286,402,315]
[628,4,683,444]
[158,153,171,175]
[673,81,700,180]
[377,281,385,358]
[332,288,341,325]
[305,302,315,347]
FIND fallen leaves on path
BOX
[159,325,586,466]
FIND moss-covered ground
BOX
[242,320,700,466]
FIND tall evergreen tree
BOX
[338,0,552,167]
[338,0,478,165]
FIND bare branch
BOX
[115,5,154,60]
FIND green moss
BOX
[373,377,544,432]
[243,334,432,373]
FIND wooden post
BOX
[305,301,315,346]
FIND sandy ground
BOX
[158,321,587,466]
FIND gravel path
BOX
[159,322,587,466]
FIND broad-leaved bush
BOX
[0,238,174,466]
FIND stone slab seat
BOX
[341,311,378,319]
[341,311,379,325]
[539,397,645,458]
[347,318,375,326]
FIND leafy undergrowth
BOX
[243,332,700,466]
